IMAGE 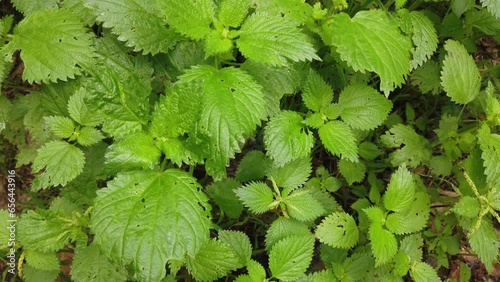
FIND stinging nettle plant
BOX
[0,0,499,281]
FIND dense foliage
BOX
[0,0,499,281]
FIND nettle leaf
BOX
[253,0,313,25]
[381,124,432,167]
[218,230,252,268]
[268,157,312,192]
[235,182,278,214]
[299,270,337,282]
[453,196,480,218]
[327,10,412,95]
[91,170,212,282]
[410,60,442,95]
[315,212,359,249]
[337,84,392,130]
[266,217,311,250]
[481,0,500,19]
[400,234,423,262]
[318,120,358,162]
[6,9,95,83]
[88,0,180,54]
[410,261,441,282]
[44,116,75,139]
[409,11,438,70]
[477,125,500,188]
[469,220,500,273]
[76,127,104,147]
[11,0,59,15]
[218,0,249,28]
[343,253,375,281]
[236,12,319,66]
[338,159,366,185]
[283,189,325,221]
[33,140,85,190]
[264,111,314,166]
[18,210,74,252]
[368,223,398,266]
[205,30,233,57]
[159,0,215,40]
[385,191,430,235]
[383,166,415,213]
[242,259,267,281]
[364,206,386,225]
[236,150,271,182]
[22,263,59,282]
[68,88,103,127]
[302,70,333,113]
[103,132,161,175]
[186,239,239,282]
[88,65,150,140]
[71,244,128,282]
[24,250,59,271]
[207,178,244,218]
[180,66,267,179]
[440,40,481,104]
[269,235,315,281]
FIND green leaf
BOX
[218,0,249,27]
[87,65,149,140]
[410,261,440,282]
[44,116,75,139]
[7,9,95,83]
[76,127,104,147]
[236,12,319,66]
[400,234,423,262]
[269,235,315,281]
[205,30,233,57]
[268,157,312,192]
[318,121,358,162]
[385,191,430,234]
[298,270,337,282]
[468,220,500,273]
[68,88,103,127]
[235,182,277,214]
[186,239,239,282]
[477,125,500,188]
[159,0,215,40]
[368,224,398,266]
[236,151,271,182]
[243,259,267,281]
[11,0,59,15]
[409,11,438,70]
[343,253,375,281]
[266,217,311,250]
[453,196,480,218]
[24,250,59,271]
[338,159,366,185]
[315,212,359,249]
[219,230,252,268]
[32,140,85,190]
[0,210,13,249]
[440,40,481,104]
[302,70,333,113]
[410,60,442,95]
[283,189,325,221]
[103,132,160,175]
[22,263,59,282]
[393,251,410,277]
[207,178,244,218]
[364,206,386,225]
[18,210,73,252]
[381,124,432,167]
[91,170,212,281]
[327,10,412,94]
[71,244,128,282]
[337,84,392,130]
[88,0,180,54]
[264,111,314,166]
[383,166,415,213]
[180,66,267,179]
[481,0,500,19]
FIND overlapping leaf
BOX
[318,121,358,162]
[327,10,412,95]
[91,170,212,282]
[158,0,215,40]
